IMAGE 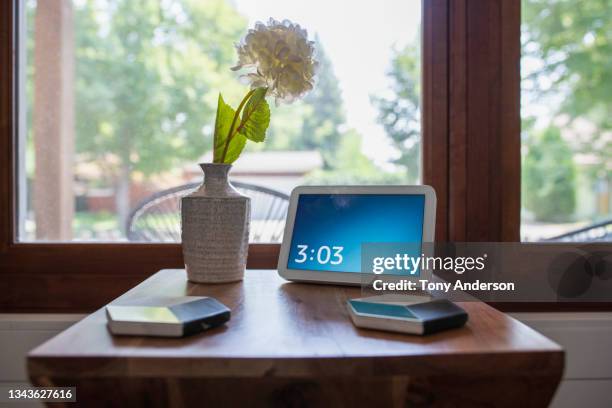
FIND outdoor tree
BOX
[298,38,345,167]
[74,0,246,232]
[372,42,421,183]
[305,129,406,185]
[523,127,576,222]
[523,0,612,174]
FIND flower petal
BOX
[232,18,318,103]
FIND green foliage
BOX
[67,0,247,226]
[523,0,612,169]
[250,40,400,185]
[73,0,246,176]
[259,38,415,184]
[523,127,576,222]
[213,94,245,164]
[213,87,270,164]
[254,102,307,151]
[372,42,421,183]
[39,0,420,200]
[297,39,345,167]
[238,87,270,143]
[73,211,118,238]
[306,130,408,185]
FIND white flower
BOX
[232,18,318,103]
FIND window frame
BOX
[1,0,610,312]
[423,0,522,243]
[422,0,610,313]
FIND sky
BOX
[233,0,422,166]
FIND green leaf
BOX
[213,93,246,164]
[238,87,270,143]
[223,133,247,164]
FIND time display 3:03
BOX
[294,245,344,265]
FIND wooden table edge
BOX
[28,349,564,380]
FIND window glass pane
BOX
[19,0,422,242]
[521,0,611,242]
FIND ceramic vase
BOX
[181,163,250,283]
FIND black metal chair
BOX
[126,181,289,243]
[541,218,612,242]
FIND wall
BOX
[1,313,611,407]
[0,314,84,408]
[513,312,612,408]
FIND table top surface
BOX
[28,269,563,379]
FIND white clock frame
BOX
[277,185,437,286]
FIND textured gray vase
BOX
[181,163,250,283]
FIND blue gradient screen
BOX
[287,194,425,273]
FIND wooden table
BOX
[29,269,564,407]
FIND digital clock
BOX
[278,186,436,284]
[283,190,431,275]
[293,245,344,265]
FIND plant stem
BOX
[220,89,255,163]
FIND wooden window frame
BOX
[423,0,521,243]
[422,0,610,312]
[1,0,610,312]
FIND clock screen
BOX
[287,194,425,273]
